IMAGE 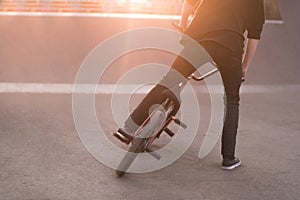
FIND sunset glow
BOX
[0,0,282,23]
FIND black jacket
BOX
[185,0,265,54]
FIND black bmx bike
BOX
[113,68,218,177]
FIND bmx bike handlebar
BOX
[190,68,245,82]
[190,68,219,81]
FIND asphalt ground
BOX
[0,90,299,200]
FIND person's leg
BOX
[124,55,196,131]
[219,64,242,159]
[199,41,243,160]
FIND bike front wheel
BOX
[116,109,166,177]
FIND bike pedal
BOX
[164,128,175,137]
[145,148,161,160]
[117,128,134,141]
[173,118,187,129]
[113,132,130,145]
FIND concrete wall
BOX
[0,0,299,84]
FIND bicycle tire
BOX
[116,137,148,177]
[116,109,166,177]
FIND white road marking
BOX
[0,83,299,94]
[0,11,180,20]
[0,12,283,24]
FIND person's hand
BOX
[241,38,259,81]
[241,63,249,82]
[242,63,249,77]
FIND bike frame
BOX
[115,68,219,177]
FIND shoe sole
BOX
[221,160,241,170]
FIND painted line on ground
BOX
[0,83,299,94]
[0,11,180,20]
[0,12,283,24]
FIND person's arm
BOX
[178,0,197,31]
[242,38,259,77]
[243,0,265,77]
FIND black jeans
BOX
[125,41,242,159]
